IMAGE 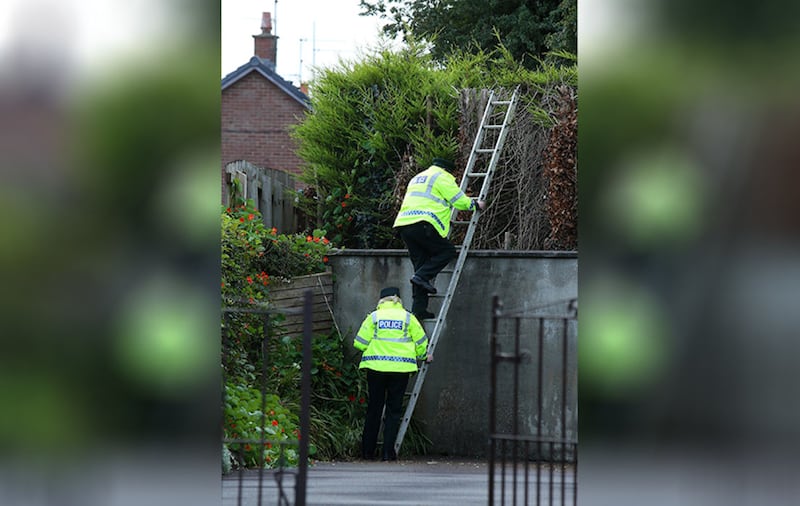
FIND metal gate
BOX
[221,291,312,506]
[488,295,578,506]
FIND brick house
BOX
[221,12,310,213]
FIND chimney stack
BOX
[253,12,278,65]
[261,12,272,34]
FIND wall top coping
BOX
[328,249,578,259]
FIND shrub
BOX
[293,46,463,249]
[265,327,369,460]
[223,383,311,469]
[223,199,370,467]
[221,201,333,384]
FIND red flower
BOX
[247,214,254,220]
[304,253,310,257]
[248,297,254,304]
[322,256,329,263]
[226,207,231,213]
[359,397,365,404]
[244,444,252,451]
[269,410,275,415]
[314,237,320,243]
[322,238,330,245]
[272,420,279,426]
[271,227,278,235]
[306,236,313,242]
[266,442,272,448]
[341,202,347,208]
[221,281,225,288]
[347,216,353,222]
[348,395,355,402]
[246,276,253,284]
[344,193,351,199]
[239,217,245,222]
[335,370,341,377]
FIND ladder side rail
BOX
[395,89,518,455]
[394,215,474,453]
[476,91,518,201]
[393,247,465,450]
[393,241,466,454]
[457,91,519,254]
[427,253,464,352]
[436,93,518,354]
[458,90,497,193]
[477,129,512,201]
[394,359,429,452]
[394,219,473,454]
[457,89,518,222]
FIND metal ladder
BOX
[393,87,520,454]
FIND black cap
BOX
[380,286,400,298]
[432,157,455,171]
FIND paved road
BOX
[222,458,576,506]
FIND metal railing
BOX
[221,290,312,506]
[488,295,578,506]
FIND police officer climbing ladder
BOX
[393,87,520,454]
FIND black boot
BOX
[414,310,435,320]
[410,275,437,294]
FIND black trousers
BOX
[361,369,410,460]
[397,221,457,314]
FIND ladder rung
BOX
[492,100,512,105]
[429,293,446,298]
[452,220,470,225]
[483,124,503,129]
[440,268,454,274]
[476,148,494,153]
[468,172,488,177]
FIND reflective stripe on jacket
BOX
[353,301,428,373]
[392,165,475,238]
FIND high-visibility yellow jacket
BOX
[392,165,476,238]
[353,301,428,373]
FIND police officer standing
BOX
[393,158,485,320]
[354,287,430,461]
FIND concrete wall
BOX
[328,250,578,458]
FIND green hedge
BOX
[292,44,576,249]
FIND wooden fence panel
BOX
[225,160,299,233]
[269,271,334,338]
